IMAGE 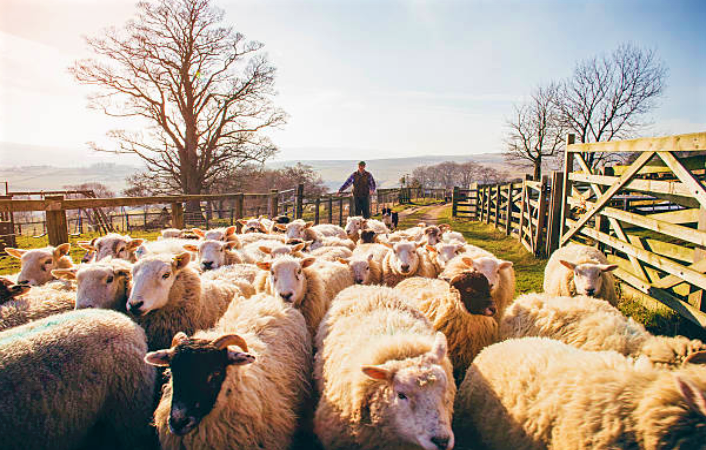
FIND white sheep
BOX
[454,337,706,450]
[192,225,239,242]
[544,243,618,305]
[183,239,242,271]
[314,285,456,450]
[237,217,275,234]
[146,294,311,450]
[426,242,466,272]
[52,258,132,311]
[309,235,356,251]
[499,293,706,368]
[0,309,157,450]
[440,255,515,319]
[239,241,306,263]
[439,224,465,244]
[345,216,389,241]
[127,252,238,350]
[380,241,437,287]
[5,243,73,286]
[0,284,76,331]
[160,228,186,239]
[279,219,347,243]
[310,246,353,261]
[236,232,285,246]
[77,233,144,262]
[337,253,382,285]
[199,264,257,298]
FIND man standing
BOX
[338,161,376,219]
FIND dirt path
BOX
[398,203,448,224]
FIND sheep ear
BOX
[126,239,144,250]
[417,222,426,227]
[275,224,287,231]
[381,242,394,249]
[259,246,272,255]
[301,257,316,269]
[237,219,248,226]
[171,331,189,347]
[52,268,77,280]
[336,258,350,266]
[54,243,71,257]
[559,260,577,271]
[4,248,26,259]
[428,332,448,363]
[426,245,437,254]
[192,228,206,237]
[183,244,199,252]
[499,260,513,270]
[259,222,269,233]
[227,349,256,366]
[461,257,474,267]
[684,350,706,366]
[77,241,98,252]
[225,226,236,236]
[292,243,306,252]
[172,252,191,271]
[144,348,176,367]
[675,376,706,417]
[213,334,248,352]
[361,365,392,381]
[256,261,271,271]
[599,264,619,273]
[367,253,374,261]
[304,221,314,229]
[224,241,239,250]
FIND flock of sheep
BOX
[0,213,705,450]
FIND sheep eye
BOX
[162,273,170,279]
[297,269,302,275]
[397,392,408,400]
[106,275,114,284]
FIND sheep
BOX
[544,243,618,305]
[281,219,349,245]
[236,231,285,245]
[314,285,456,450]
[161,228,185,239]
[254,256,337,339]
[0,309,157,450]
[134,237,207,260]
[337,253,383,285]
[5,243,73,286]
[440,255,515,319]
[0,284,75,331]
[439,224,465,244]
[238,217,275,234]
[499,293,706,369]
[239,241,306,263]
[354,242,392,264]
[454,337,706,450]
[359,229,378,244]
[380,240,437,287]
[309,235,356,251]
[192,225,239,242]
[310,246,353,261]
[146,293,311,450]
[127,252,238,350]
[183,239,242,271]
[52,258,132,310]
[345,216,389,241]
[77,233,144,262]
[0,277,30,304]
[422,225,443,245]
[396,274,498,381]
[426,242,466,272]
[199,264,257,298]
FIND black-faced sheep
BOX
[0,309,157,450]
[0,277,31,304]
[146,294,311,450]
[454,337,706,450]
[5,243,73,286]
[314,285,456,450]
[544,243,618,305]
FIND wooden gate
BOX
[559,131,706,328]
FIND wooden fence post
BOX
[349,196,355,218]
[338,197,344,227]
[485,186,491,224]
[494,184,500,228]
[270,189,279,218]
[452,187,459,217]
[534,175,549,257]
[314,198,321,224]
[235,194,244,233]
[559,134,576,245]
[469,183,478,219]
[328,197,333,224]
[519,181,527,245]
[505,184,514,235]
[45,195,69,246]
[546,171,564,257]
[171,202,184,229]
[295,183,304,219]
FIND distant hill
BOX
[0,151,511,193]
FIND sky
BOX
[0,0,704,166]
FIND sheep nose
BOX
[401,264,410,272]
[169,412,196,436]
[129,300,144,314]
[280,292,293,302]
[586,288,595,296]
[17,280,30,286]
[431,436,451,450]
[355,278,363,284]
[202,261,213,270]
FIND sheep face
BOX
[361,333,454,450]
[128,253,191,316]
[560,260,618,297]
[430,243,464,270]
[238,219,268,234]
[464,256,513,292]
[449,271,496,316]
[256,256,315,304]
[388,241,423,275]
[360,230,377,244]
[145,333,254,436]
[284,220,313,244]
[193,226,237,241]
[424,227,442,246]
[342,254,374,284]
[345,216,365,237]
[56,261,132,310]
[264,243,305,259]
[0,277,31,303]
[80,234,144,262]
[189,240,238,271]
[6,244,71,286]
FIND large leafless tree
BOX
[556,43,667,168]
[71,0,286,211]
[504,83,565,180]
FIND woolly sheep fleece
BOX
[395,277,498,381]
[455,337,706,450]
[0,309,156,450]
[0,284,75,331]
[380,242,438,287]
[314,285,456,450]
[152,294,311,450]
[543,243,617,305]
[499,293,706,368]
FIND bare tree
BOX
[71,0,286,212]
[556,43,667,168]
[504,83,565,180]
